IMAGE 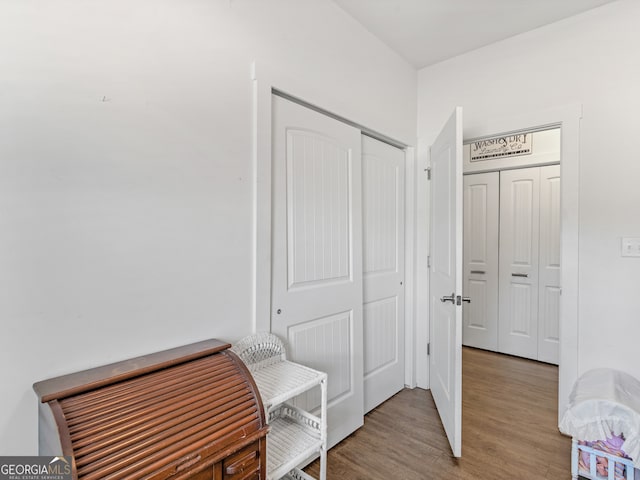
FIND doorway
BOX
[413,104,581,458]
[460,129,563,458]
[462,127,561,365]
[464,110,581,425]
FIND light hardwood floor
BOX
[305,346,571,479]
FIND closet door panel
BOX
[271,95,364,449]
[462,172,499,351]
[498,167,540,360]
[362,135,405,414]
[538,165,561,364]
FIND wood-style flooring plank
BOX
[305,347,571,479]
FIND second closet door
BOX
[537,165,561,364]
[498,167,540,360]
[362,136,405,414]
[462,172,499,351]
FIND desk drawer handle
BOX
[512,273,529,278]
[225,450,258,475]
[470,270,485,275]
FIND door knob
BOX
[457,295,471,305]
[440,293,455,303]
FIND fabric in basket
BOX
[579,434,629,480]
[560,368,640,468]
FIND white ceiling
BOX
[332,0,619,68]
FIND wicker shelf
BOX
[267,404,323,479]
[231,333,327,480]
[252,360,326,411]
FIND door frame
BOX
[417,104,581,422]
[251,62,418,388]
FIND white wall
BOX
[0,0,416,454]
[417,0,640,399]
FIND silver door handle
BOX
[440,293,455,303]
[457,295,471,305]
[512,273,529,278]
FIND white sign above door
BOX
[470,133,532,162]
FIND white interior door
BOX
[538,165,561,364]
[271,95,364,448]
[362,135,405,414]
[462,172,499,351]
[429,107,463,457]
[498,167,540,360]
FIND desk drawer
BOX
[223,441,262,480]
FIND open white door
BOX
[429,107,463,457]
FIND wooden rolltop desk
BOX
[33,339,268,480]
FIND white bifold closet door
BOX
[498,167,541,360]
[361,136,405,414]
[462,172,499,351]
[498,165,560,363]
[271,95,364,448]
[537,165,561,364]
[464,165,560,364]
